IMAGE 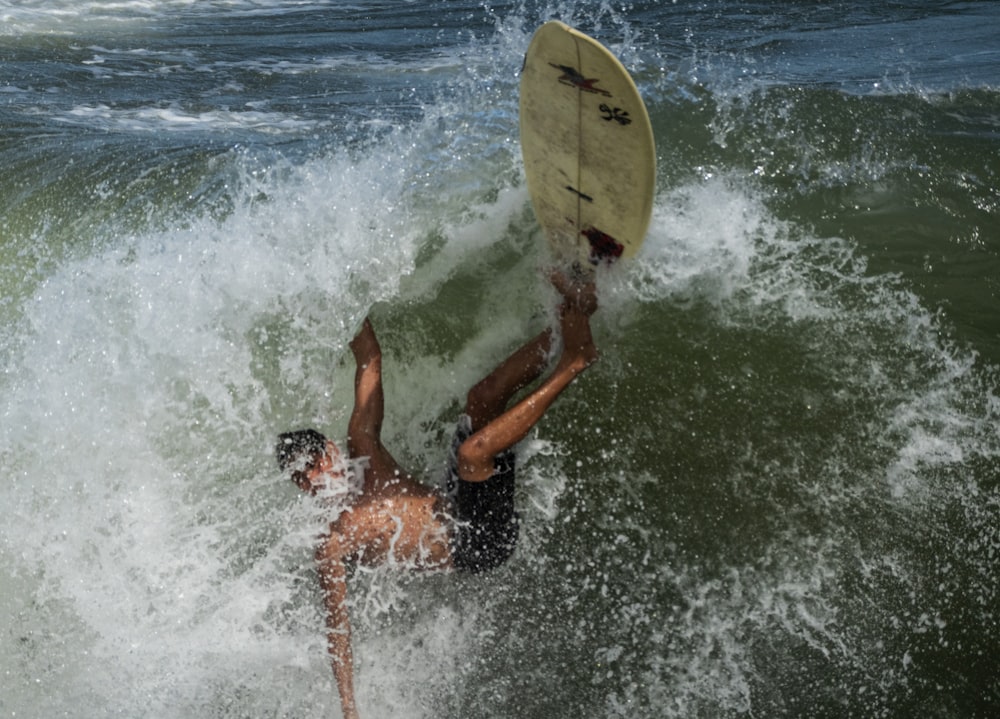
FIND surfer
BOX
[276,270,598,719]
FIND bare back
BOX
[319,475,453,571]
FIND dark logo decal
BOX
[582,226,624,264]
[549,63,612,97]
[599,103,632,125]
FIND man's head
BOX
[276,429,345,495]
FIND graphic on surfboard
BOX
[520,21,656,266]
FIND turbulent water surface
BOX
[2,1,998,717]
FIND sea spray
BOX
[2,2,999,717]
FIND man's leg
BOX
[465,328,554,433]
[457,275,598,482]
[464,270,598,431]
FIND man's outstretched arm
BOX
[347,318,384,459]
[346,317,411,481]
[317,539,360,719]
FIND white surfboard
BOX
[520,21,656,266]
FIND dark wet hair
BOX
[276,428,328,477]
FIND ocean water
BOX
[1,1,998,717]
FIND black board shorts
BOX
[445,415,520,574]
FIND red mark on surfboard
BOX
[582,226,624,264]
[549,63,612,97]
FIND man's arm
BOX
[347,317,411,481]
[347,318,384,459]
[317,538,360,719]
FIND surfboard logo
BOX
[549,63,612,97]
[599,103,632,126]
[582,226,624,264]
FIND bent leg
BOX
[457,280,598,482]
[463,269,597,431]
[465,328,554,432]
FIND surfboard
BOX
[519,21,656,267]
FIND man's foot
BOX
[548,270,598,371]
[548,267,598,317]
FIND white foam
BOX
[0,128,432,713]
[3,6,999,716]
[57,103,324,134]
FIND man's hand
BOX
[350,318,380,367]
